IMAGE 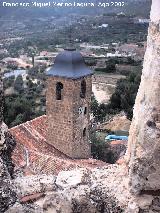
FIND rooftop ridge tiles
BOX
[24,122,46,142]
[9,115,46,130]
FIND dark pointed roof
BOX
[46,49,93,79]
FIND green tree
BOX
[90,132,115,163]
[91,95,108,123]
[14,75,24,92]
[7,64,18,70]
[26,79,34,88]
[10,114,24,127]
[109,69,141,120]
[91,95,99,117]
[3,76,15,89]
[4,96,33,127]
[92,69,142,122]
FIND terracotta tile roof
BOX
[110,140,127,145]
[10,115,107,175]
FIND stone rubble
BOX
[14,175,57,197]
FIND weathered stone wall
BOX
[0,76,4,149]
[9,166,130,213]
[46,76,92,159]
[0,76,18,212]
[0,76,16,176]
[126,0,160,195]
[6,165,160,213]
[0,77,3,123]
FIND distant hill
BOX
[123,0,151,17]
[0,0,151,19]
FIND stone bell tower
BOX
[46,48,93,158]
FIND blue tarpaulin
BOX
[105,135,128,141]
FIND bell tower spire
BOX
[46,49,93,158]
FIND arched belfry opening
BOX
[56,82,63,100]
[46,48,93,159]
[80,79,86,98]
[83,128,86,137]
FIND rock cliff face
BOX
[127,0,160,195]
[0,76,16,177]
[0,77,4,149]
[0,77,17,212]
[0,76,20,213]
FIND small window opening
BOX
[83,128,86,137]
[84,107,87,115]
[80,79,86,98]
[56,82,63,100]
